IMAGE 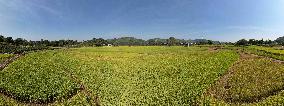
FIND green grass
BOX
[0,51,81,103]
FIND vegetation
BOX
[235,36,284,46]
[226,58,284,103]
[0,46,239,105]
[0,51,81,103]
[247,46,284,54]
[0,35,220,48]
[275,36,284,45]
[1,34,284,105]
[0,54,13,63]
[235,39,249,46]
[243,46,284,61]
[198,52,284,105]
[65,47,238,105]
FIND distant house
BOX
[188,42,195,46]
[107,44,112,47]
[184,42,193,47]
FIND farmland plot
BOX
[245,46,284,61]
[65,46,239,105]
[0,46,239,105]
[199,53,284,105]
[0,51,81,104]
[0,54,14,63]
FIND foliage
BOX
[225,58,281,102]
[1,46,284,105]
[275,36,284,45]
[236,39,248,46]
[106,37,146,46]
[198,55,284,105]
[0,46,239,105]
[167,37,177,46]
[236,38,276,46]
[0,44,51,54]
[0,54,14,63]
[65,46,238,105]
[0,51,81,103]
[0,35,222,48]
[82,38,108,47]
[226,58,284,102]
[0,95,19,106]
[244,46,284,61]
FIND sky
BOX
[0,0,284,42]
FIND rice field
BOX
[0,54,13,63]
[0,46,284,105]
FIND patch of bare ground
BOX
[205,52,284,104]
[208,46,224,52]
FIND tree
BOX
[6,37,14,44]
[194,39,208,45]
[94,38,107,46]
[167,37,177,46]
[0,35,5,42]
[248,39,257,45]
[147,38,167,46]
[14,38,24,46]
[43,40,50,46]
[107,37,146,46]
[275,36,284,45]
[264,40,273,45]
[207,40,213,45]
[58,40,65,47]
[236,39,248,46]
[147,39,156,46]
[22,39,29,46]
[257,39,264,45]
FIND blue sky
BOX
[0,0,283,42]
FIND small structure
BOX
[186,42,194,47]
[107,44,112,47]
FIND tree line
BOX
[0,35,221,48]
[82,37,222,46]
[1,35,284,49]
[235,36,284,46]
